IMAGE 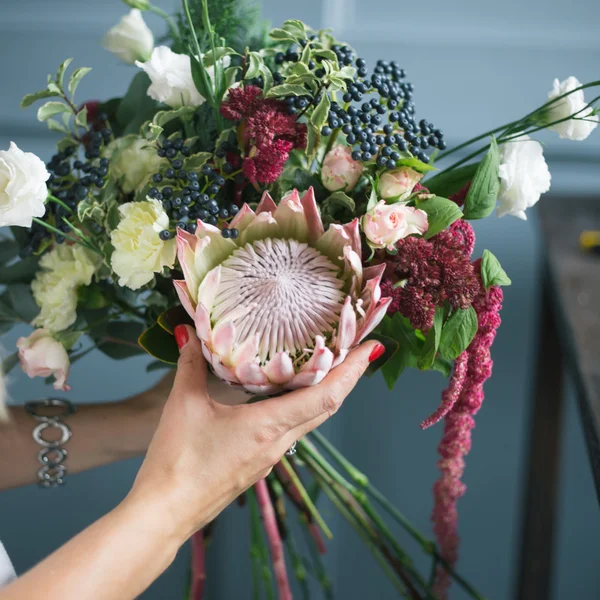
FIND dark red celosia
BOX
[220,85,306,185]
[449,182,472,207]
[381,220,479,331]
[431,260,503,598]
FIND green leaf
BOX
[266,84,309,98]
[305,124,320,161]
[185,152,212,171]
[46,119,70,134]
[0,256,40,284]
[56,137,79,153]
[480,249,512,289]
[0,239,18,265]
[2,352,19,376]
[282,19,307,37]
[366,182,379,212]
[20,89,61,109]
[138,322,179,364]
[0,294,21,324]
[156,305,193,335]
[336,66,356,81]
[68,67,91,98]
[321,191,355,219]
[75,106,87,129]
[116,72,159,135]
[463,138,500,220]
[37,101,70,122]
[245,52,262,80]
[425,163,478,198]
[417,196,463,239]
[310,93,331,131]
[397,157,437,174]
[190,55,214,104]
[77,284,109,310]
[6,284,39,322]
[439,306,478,360]
[146,360,173,373]
[97,321,146,359]
[56,58,73,90]
[418,307,444,370]
[55,331,83,351]
[269,28,299,43]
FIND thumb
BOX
[172,324,208,394]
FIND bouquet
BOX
[1,0,598,597]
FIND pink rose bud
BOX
[16,329,71,391]
[362,200,428,250]
[378,167,423,201]
[321,145,363,192]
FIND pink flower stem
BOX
[255,478,293,600]
[190,529,206,600]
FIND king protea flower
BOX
[174,188,391,394]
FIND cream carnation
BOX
[545,76,599,141]
[497,134,551,220]
[378,167,423,202]
[110,199,176,290]
[362,200,428,250]
[102,9,154,65]
[108,136,164,194]
[0,141,49,228]
[32,245,98,333]
[17,329,71,391]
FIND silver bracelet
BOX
[25,398,76,488]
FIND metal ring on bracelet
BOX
[286,441,297,456]
[25,398,75,488]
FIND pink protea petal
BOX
[236,361,270,386]
[245,383,283,395]
[354,297,392,345]
[177,228,200,298]
[212,319,237,360]
[363,263,386,287]
[336,296,357,353]
[263,352,295,384]
[197,265,221,315]
[229,203,256,232]
[315,223,352,267]
[273,189,309,242]
[286,336,334,390]
[285,369,328,390]
[240,212,279,245]
[342,218,361,255]
[194,303,212,342]
[211,357,240,384]
[256,190,278,214]
[343,246,363,293]
[174,280,196,320]
[232,334,260,366]
[194,221,237,269]
[331,349,349,368]
[300,187,324,244]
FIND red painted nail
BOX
[368,343,385,363]
[174,325,189,349]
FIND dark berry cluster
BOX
[147,138,241,241]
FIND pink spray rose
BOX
[17,329,71,391]
[362,200,428,250]
[321,145,363,192]
[379,166,423,201]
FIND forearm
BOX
[0,399,159,490]
[0,491,184,600]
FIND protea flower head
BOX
[174,188,391,395]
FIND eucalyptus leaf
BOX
[481,249,512,289]
[463,138,500,220]
[438,306,478,360]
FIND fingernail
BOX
[174,325,189,349]
[368,343,385,363]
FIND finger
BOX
[172,324,209,395]
[252,340,382,436]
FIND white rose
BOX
[102,9,154,65]
[545,76,599,141]
[110,199,176,290]
[32,245,99,333]
[497,134,551,220]
[0,142,49,228]
[17,329,71,391]
[108,136,163,194]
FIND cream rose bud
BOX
[497,134,551,220]
[103,9,154,65]
[321,145,363,192]
[0,142,49,228]
[362,200,428,250]
[379,167,423,202]
[108,136,163,193]
[546,76,599,141]
[17,329,71,391]
[111,199,177,290]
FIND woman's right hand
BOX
[127,324,382,542]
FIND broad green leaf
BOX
[0,239,18,265]
[6,283,39,322]
[55,331,83,351]
[138,322,179,364]
[418,306,444,369]
[336,66,356,80]
[2,352,19,375]
[0,256,40,284]
[77,283,109,310]
[397,157,437,174]
[20,89,61,109]
[153,106,196,128]
[47,118,70,134]
[439,306,478,360]
[417,196,463,238]
[312,49,338,62]
[0,294,21,324]
[146,360,173,372]
[425,163,478,198]
[245,52,262,80]
[282,19,306,37]
[157,305,193,334]
[321,191,355,218]
[68,67,91,98]
[463,138,500,220]
[97,321,146,359]
[266,84,309,98]
[268,28,299,43]
[366,181,379,212]
[116,72,159,134]
[56,57,73,90]
[37,101,70,122]
[481,249,512,289]
[310,93,330,131]
[56,137,79,153]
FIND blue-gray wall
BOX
[1,1,599,598]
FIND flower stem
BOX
[299,514,334,599]
[189,529,206,600]
[31,218,101,255]
[46,194,73,213]
[148,3,179,42]
[248,486,275,600]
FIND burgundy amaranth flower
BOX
[381,220,479,331]
[220,85,307,185]
[449,182,472,207]
[431,261,503,598]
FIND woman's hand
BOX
[128,324,382,541]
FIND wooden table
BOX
[516,196,600,600]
